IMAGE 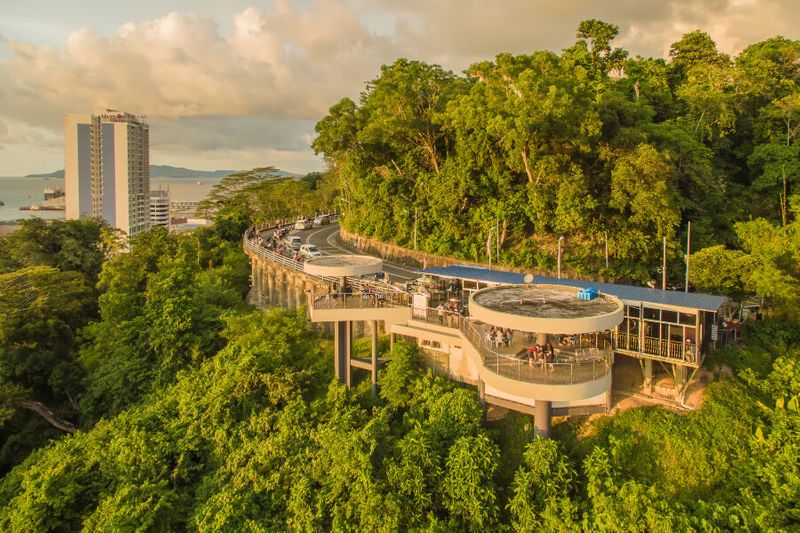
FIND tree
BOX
[0,267,91,435]
[572,19,629,78]
[441,434,500,530]
[748,143,800,225]
[669,30,729,83]
[609,143,681,262]
[689,245,751,299]
[0,218,112,287]
[508,439,579,531]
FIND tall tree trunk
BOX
[521,147,534,184]
[14,400,77,433]
[426,143,440,174]
[781,166,788,227]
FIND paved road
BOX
[291,223,420,283]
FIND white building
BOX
[64,110,150,237]
[149,188,170,228]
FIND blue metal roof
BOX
[419,265,729,312]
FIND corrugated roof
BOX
[419,265,729,312]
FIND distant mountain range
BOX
[25,165,300,179]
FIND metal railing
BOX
[615,333,696,364]
[459,318,613,385]
[309,291,410,311]
[411,306,464,328]
[404,307,612,385]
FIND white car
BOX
[284,236,303,250]
[299,244,323,258]
[294,219,313,230]
[313,214,331,226]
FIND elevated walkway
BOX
[306,293,612,417]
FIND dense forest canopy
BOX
[0,216,798,530]
[313,20,800,286]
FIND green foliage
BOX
[508,439,578,531]
[0,218,112,287]
[312,22,800,289]
[79,227,249,421]
[197,167,336,229]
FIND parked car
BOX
[294,218,313,230]
[299,244,323,259]
[284,236,303,250]
[313,214,331,226]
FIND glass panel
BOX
[679,312,696,325]
[684,327,696,343]
[661,310,678,324]
[627,305,640,318]
[643,307,660,320]
[644,321,659,338]
[661,323,671,338]
[628,319,639,335]
[619,318,629,334]
[669,325,683,342]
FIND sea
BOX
[0,176,220,223]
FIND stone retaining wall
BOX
[339,225,596,280]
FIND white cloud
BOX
[0,0,798,175]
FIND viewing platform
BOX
[244,226,730,423]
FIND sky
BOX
[1,0,799,176]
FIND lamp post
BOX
[685,221,691,293]
[487,227,494,270]
[414,207,418,251]
[557,236,564,279]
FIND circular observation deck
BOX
[303,255,383,278]
[469,284,624,334]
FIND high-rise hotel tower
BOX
[64,110,150,237]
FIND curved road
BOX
[290,222,419,283]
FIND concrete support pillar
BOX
[477,378,486,405]
[534,400,552,438]
[643,358,654,394]
[294,282,303,309]
[251,261,258,302]
[675,364,688,395]
[276,273,285,308]
[390,333,396,352]
[371,320,379,397]
[334,320,352,386]
[536,332,549,345]
[258,263,266,305]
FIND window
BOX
[679,312,696,326]
[643,307,660,320]
[661,310,678,324]
[626,305,640,318]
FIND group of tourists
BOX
[322,283,391,308]
[436,300,465,326]
[361,284,387,307]
[527,342,556,369]
[486,326,513,348]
